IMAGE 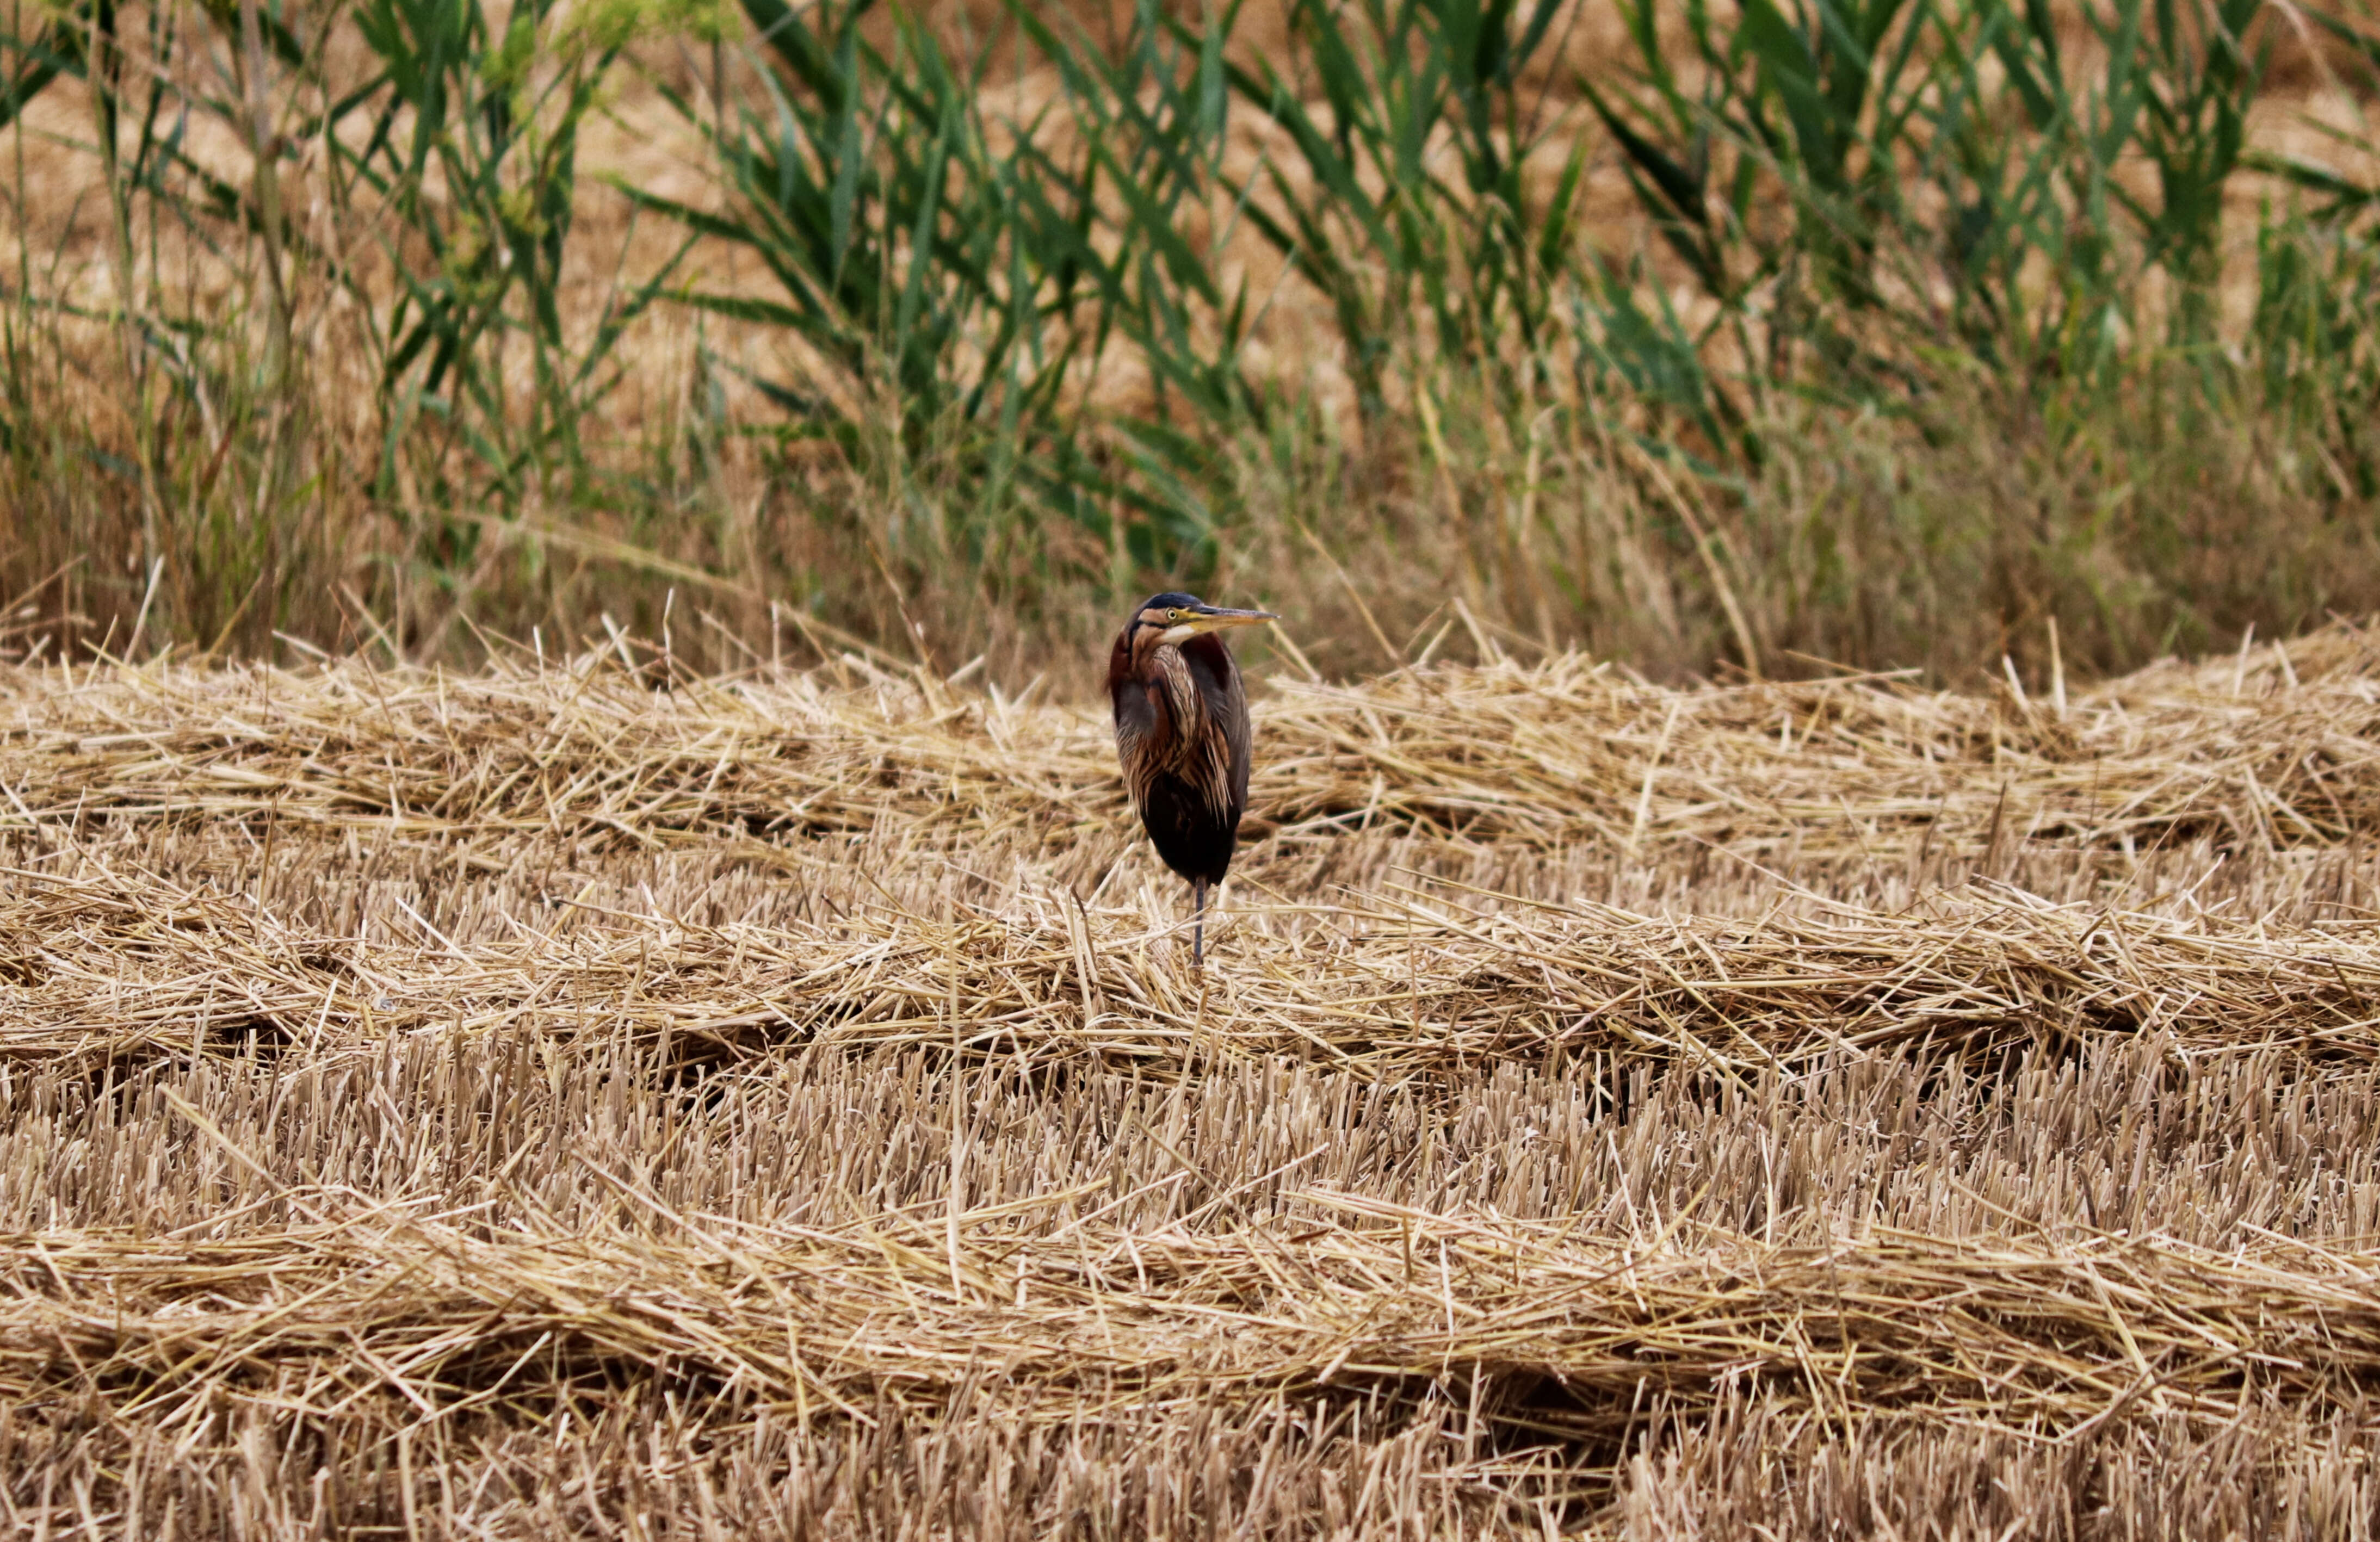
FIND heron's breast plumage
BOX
[1138,650,1233,825]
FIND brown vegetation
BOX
[9,624,2380,1532]
[5,0,2379,680]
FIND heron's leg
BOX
[1192,877,1208,968]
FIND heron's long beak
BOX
[1160,606,1278,645]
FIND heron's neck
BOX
[1152,647,1204,751]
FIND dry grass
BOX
[11,627,2380,1534]
[9,611,2379,859]
[7,0,2380,676]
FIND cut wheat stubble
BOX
[6,631,2380,1532]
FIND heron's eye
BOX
[1166,609,1182,622]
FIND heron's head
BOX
[1130,593,1279,651]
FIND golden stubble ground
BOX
[9,623,2380,1534]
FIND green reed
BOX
[1,0,2377,678]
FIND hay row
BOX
[8,854,2378,1075]
[10,1207,2379,1438]
[5,622,2379,860]
[8,638,2380,1527]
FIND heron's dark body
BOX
[1111,630,1250,883]
[1108,592,1256,896]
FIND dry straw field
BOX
[12,620,2380,1534]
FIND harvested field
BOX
[9,629,2380,1535]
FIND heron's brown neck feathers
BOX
[1127,614,1172,683]
[1111,622,1233,825]
[1123,616,1207,752]
[1149,641,1232,822]
[1148,643,1204,750]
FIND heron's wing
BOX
[1110,674,1163,810]
[1225,666,1252,821]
